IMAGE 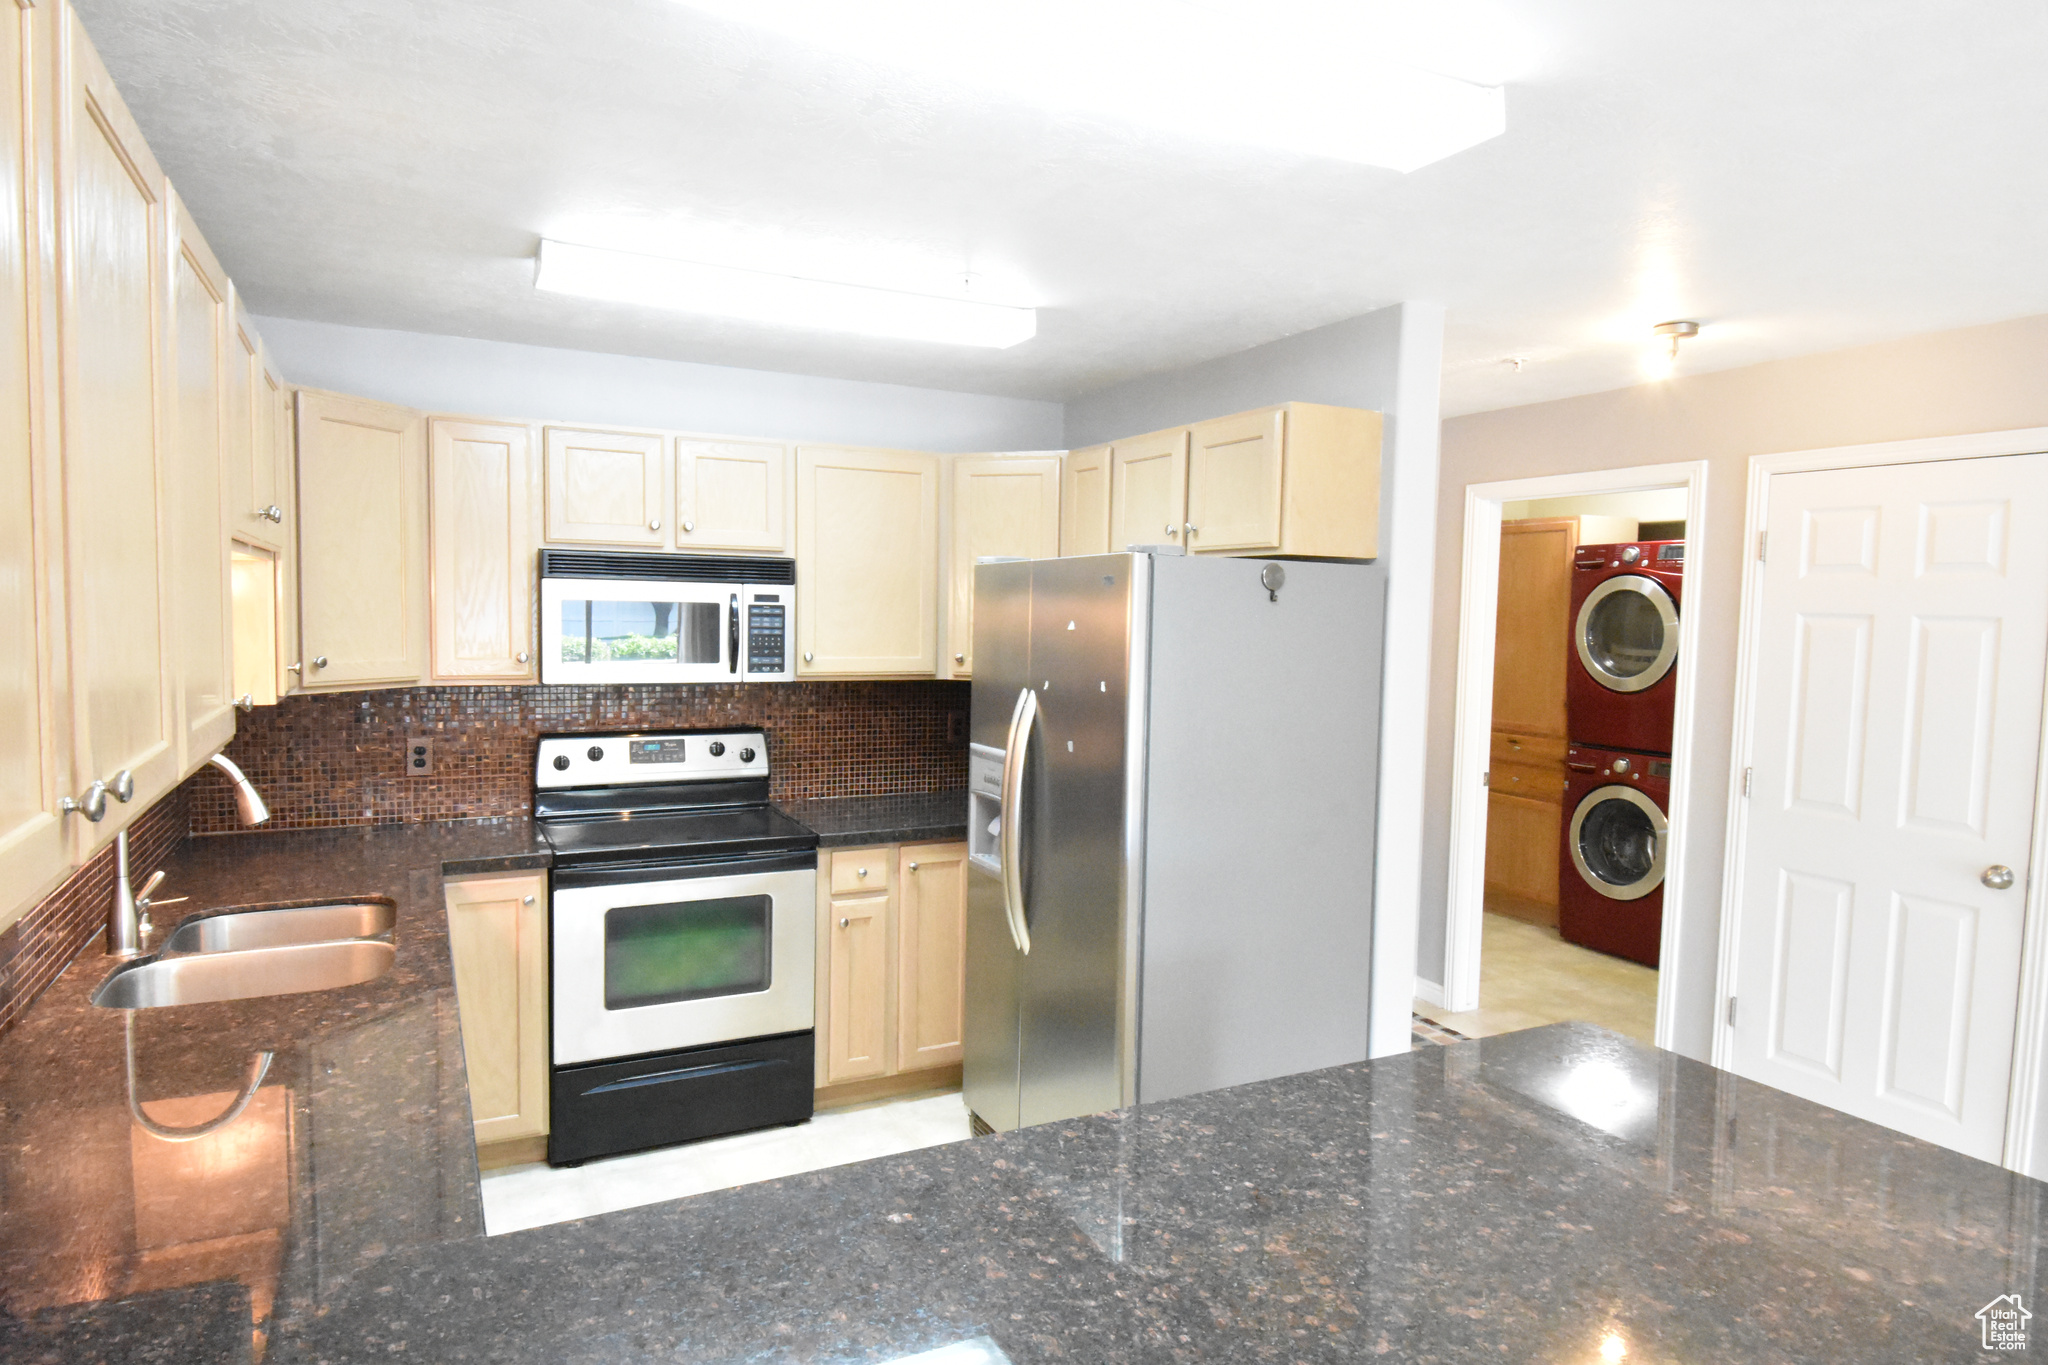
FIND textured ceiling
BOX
[75,0,2048,414]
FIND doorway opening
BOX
[1422,463,1711,1049]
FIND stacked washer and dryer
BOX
[1558,540,1683,968]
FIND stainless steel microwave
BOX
[539,550,795,685]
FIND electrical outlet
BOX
[403,735,434,777]
[946,711,965,745]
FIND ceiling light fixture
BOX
[1653,319,1700,359]
[671,0,1505,172]
[534,239,1038,349]
[1639,319,1699,381]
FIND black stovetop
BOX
[537,804,818,866]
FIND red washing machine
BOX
[1557,744,1670,967]
[1566,541,1684,755]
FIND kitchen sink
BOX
[161,900,395,954]
[91,939,395,1010]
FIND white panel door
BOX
[1730,452,2048,1160]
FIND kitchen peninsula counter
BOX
[0,817,2039,1362]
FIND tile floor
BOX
[480,1090,976,1235]
[1413,910,1659,1045]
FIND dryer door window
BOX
[1576,575,1679,693]
[1569,785,1669,901]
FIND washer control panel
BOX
[535,730,768,787]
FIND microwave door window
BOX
[558,600,722,666]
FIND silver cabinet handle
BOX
[682,520,695,533]
[954,653,965,664]
[838,917,849,929]
[256,504,284,523]
[516,651,530,665]
[1165,523,1178,536]
[856,867,868,878]
[286,661,302,675]
[60,780,108,822]
[648,518,661,531]
[312,656,328,669]
[802,652,813,663]
[1184,522,1197,538]
[1984,865,2016,890]
[908,861,919,871]
[522,895,536,906]
[109,769,134,803]
[236,693,255,713]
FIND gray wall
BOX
[252,315,1066,453]
[1429,310,2048,1060]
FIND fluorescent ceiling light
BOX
[535,240,1037,349]
[673,0,1506,172]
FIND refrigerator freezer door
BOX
[1016,555,1135,1129]
[962,559,1035,1131]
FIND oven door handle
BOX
[728,593,740,675]
[999,685,1036,956]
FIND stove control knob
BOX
[708,741,726,757]
[739,747,756,763]
[552,755,570,771]
[587,745,605,762]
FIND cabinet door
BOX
[295,390,428,689]
[542,426,665,547]
[1060,444,1110,556]
[429,419,535,681]
[946,455,1060,677]
[1186,407,1284,554]
[0,0,70,913]
[1484,791,1562,920]
[1491,518,1577,740]
[896,843,966,1072]
[58,16,178,848]
[164,193,235,766]
[225,302,284,552]
[824,888,892,1083]
[676,437,786,552]
[445,873,549,1143]
[795,446,939,675]
[1108,428,1188,553]
[265,362,299,694]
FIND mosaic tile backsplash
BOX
[183,681,971,834]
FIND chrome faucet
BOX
[107,753,270,958]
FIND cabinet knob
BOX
[802,652,813,663]
[908,861,919,871]
[236,693,255,713]
[312,656,328,669]
[109,769,135,803]
[1184,522,1197,538]
[857,867,867,878]
[286,661,302,674]
[1165,523,1178,536]
[516,651,530,665]
[839,917,849,929]
[649,518,661,531]
[523,895,536,905]
[256,504,284,523]
[682,520,694,533]
[60,780,108,822]
[954,653,965,664]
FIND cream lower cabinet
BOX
[816,842,966,1091]
[795,446,939,676]
[1060,443,1111,556]
[295,390,429,690]
[445,871,550,1144]
[429,419,537,681]
[944,454,1061,678]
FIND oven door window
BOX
[603,895,771,1010]
[559,599,721,667]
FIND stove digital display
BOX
[628,738,688,764]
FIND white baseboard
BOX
[1413,977,1447,1009]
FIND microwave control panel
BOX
[747,593,788,675]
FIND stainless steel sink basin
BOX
[161,901,395,954]
[92,939,395,1009]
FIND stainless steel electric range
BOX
[534,729,818,1166]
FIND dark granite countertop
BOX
[778,788,969,848]
[2,816,2044,1362]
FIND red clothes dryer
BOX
[1566,540,1684,755]
[1557,744,1670,967]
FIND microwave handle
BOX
[728,594,740,675]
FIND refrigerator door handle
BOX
[1000,686,1037,955]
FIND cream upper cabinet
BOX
[676,437,787,553]
[543,426,665,547]
[896,843,966,1072]
[1185,406,1284,554]
[1109,428,1189,553]
[429,419,536,682]
[267,364,300,695]
[163,191,236,767]
[445,872,550,1144]
[296,390,428,689]
[795,446,939,676]
[1060,443,1110,556]
[57,15,178,850]
[225,303,286,552]
[945,454,1060,678]
[0,0,71,916]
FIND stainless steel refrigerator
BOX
[963,551,1383,1133]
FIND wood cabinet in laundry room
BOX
[1485,517,1578,921]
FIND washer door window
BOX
[1576,575,1679,693]
[1569,784,1668,901]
